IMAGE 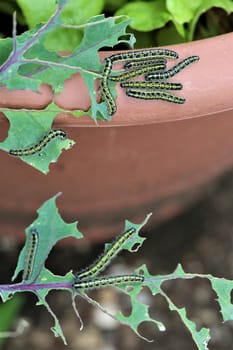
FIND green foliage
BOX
[0,295,24,347]
[104,0,127,12]
[210,278,233,320]
[0,194,152,344]
[15,0,233,48]
[1,194,82,343]
[0,8,132,94]
[115,0,172,32]
[115,0,233,43]
[16,0,105,51]
[17,0,56,28]
[167,0,233,41]
[0,107,75,173]
[17,0,104,29]
[12,193,82,283]
[0,0,25,25]
[0,194,233,349]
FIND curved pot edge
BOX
[0,32,232,127]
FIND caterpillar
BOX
[121,81,183,90]
[9,129,67,157]
[109,63,166,82]
[109,49,179,64]
[73,274,144,290]
[124,57,167,70]
[76,228,136,281]
[145,55,200,80]
[99,57,116,116]
[126,89,185,104]
[22,228,38,281]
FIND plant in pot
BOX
[0,0,233,348]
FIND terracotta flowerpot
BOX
[0,33,233,242]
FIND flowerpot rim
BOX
[0,32,233,127]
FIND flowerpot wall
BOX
[0,33,233,243]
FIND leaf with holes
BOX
[0,105,75,173]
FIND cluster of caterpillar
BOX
[99,49,199,115]
[73,227,144,290]
[22,226,144,290]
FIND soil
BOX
[1,167,233,350]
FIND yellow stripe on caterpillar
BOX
[99,57,117,116]
[22,228,38,281]
[124,57,167,70]
[74,274,144,290]
[121,81,182,90]
[126,89,185,104]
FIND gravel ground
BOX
[1,168,233,350]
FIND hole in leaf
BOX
[137,320,158,341]
[0,119,9,142]
[131,242,141,252]
[118,292,132,318]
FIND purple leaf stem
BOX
[12,12,17,55]
[0,0,69,74]
[0,281,73,292]
[0,272,197,294]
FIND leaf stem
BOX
[20,58,101,77]
[0,281,73,292]
[0,0,69,74]
[0,271,212,293]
